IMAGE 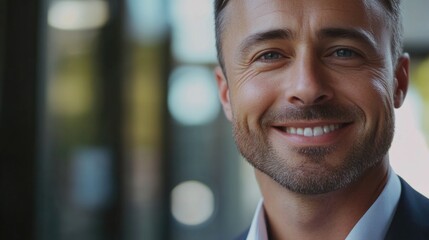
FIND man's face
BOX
[216,0,409,194]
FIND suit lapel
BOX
[235,227,249,240]
[235,178,429,240]
[384,178,429,240]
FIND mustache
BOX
[261,104,363,126]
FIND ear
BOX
[215,66,233,121]
[393,53,410,108]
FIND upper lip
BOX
[271,120,351,128]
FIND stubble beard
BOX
[232,104,395,195]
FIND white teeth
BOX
[304,128,313,137]
[284,124,341,137]
[313,127,324,136]
[323,125,331,133]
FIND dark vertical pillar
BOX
[160,33,173,240]
[96,0,126,239]
[0,0,43,239]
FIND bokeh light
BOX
[171,181,215,226]
[168,66,220,126]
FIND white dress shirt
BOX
[246,170,401,240]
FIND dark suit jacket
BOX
[236,177,429,240]
[385,178,429,239]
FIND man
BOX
[213,0,429,239]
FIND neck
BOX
[256,160,390,240]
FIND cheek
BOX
[232,72,280,125]
[370,78,396,127]
[341,74,395,128]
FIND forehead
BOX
[222,0,387,40]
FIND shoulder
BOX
[385,177,429,239]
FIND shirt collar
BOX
[247,199,268,240]
[345,170,401,240]
[247,170,401,240]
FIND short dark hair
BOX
[214,0,403,71]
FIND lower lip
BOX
[271,124,352,147]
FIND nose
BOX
[285,52,333,106]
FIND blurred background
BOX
[0,0,428,239]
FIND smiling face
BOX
[216,0,409,194]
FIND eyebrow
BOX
[318,27,377,50]
[238,27,377,56]
[238,28,293,56]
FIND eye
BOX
[257,51,284,62]
[333,48,357,58]
[325,47,365,67]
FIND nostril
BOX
[290,96,306,105]
[288,93,331,106]
[285,73,334,105]
[314,95,329,104]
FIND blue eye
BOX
[259,52,283,61]
[334,49,355,58]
